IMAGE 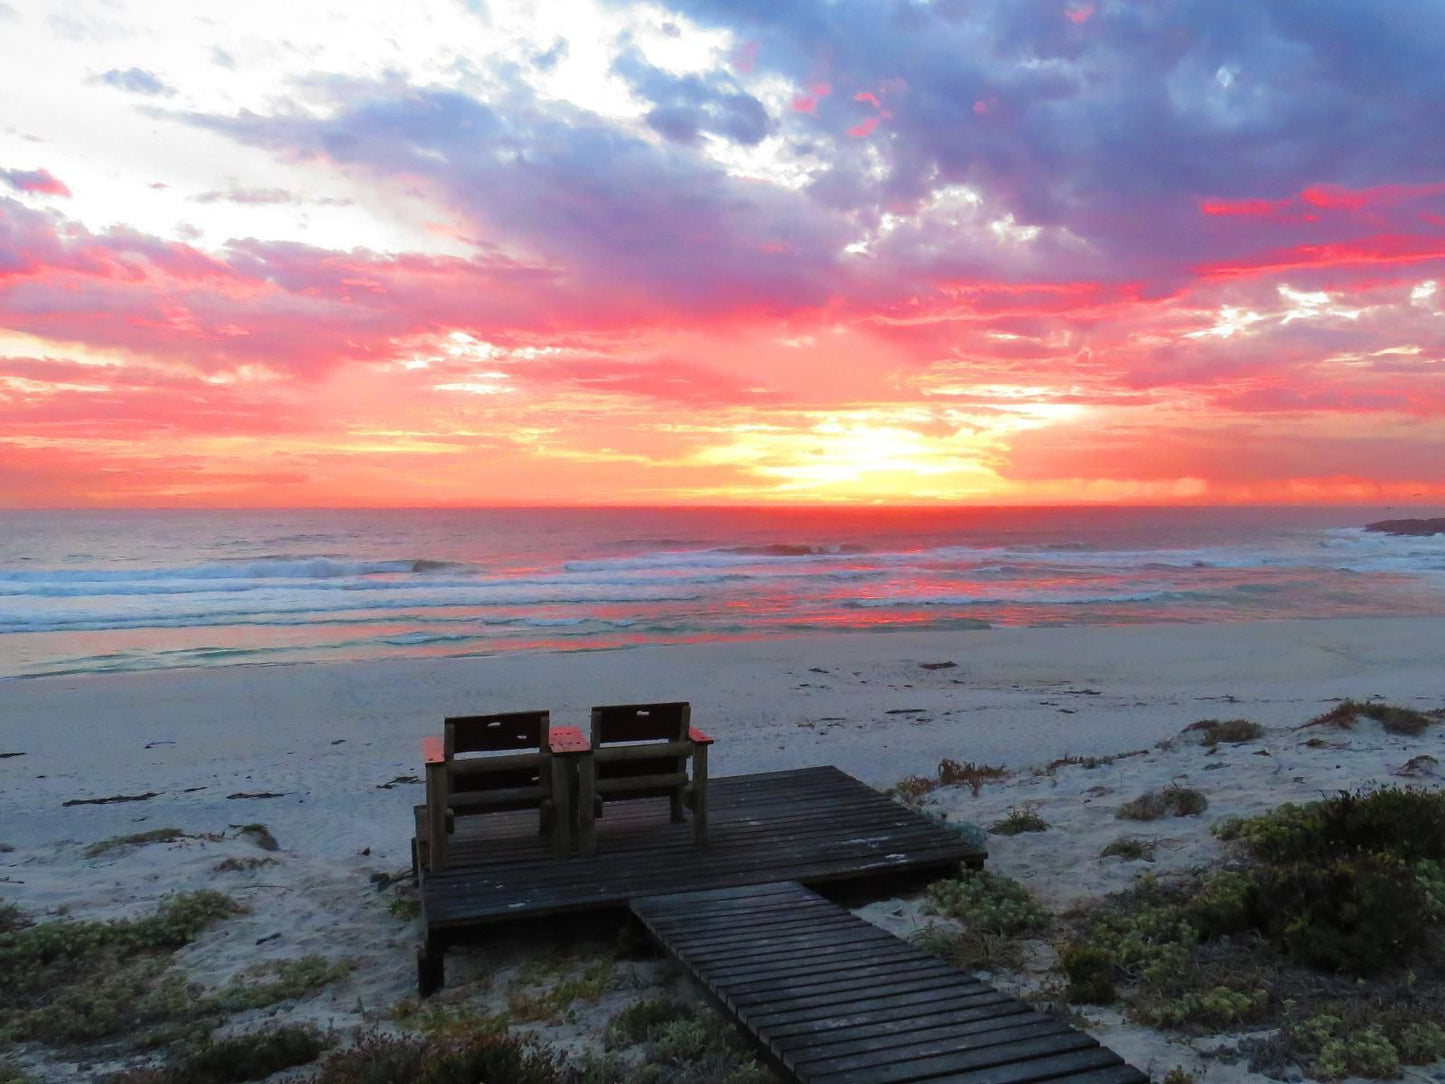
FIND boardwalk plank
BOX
[630,880,1144,1084]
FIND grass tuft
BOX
[84,828,190,859]
[1116,786,1208,821]
[234,824,278,851]
[937,759,1010,795]
[1183,719,1265,746]
[989,808,1049,836]
[1100,838,1156,862]
[1304,699,1438,736]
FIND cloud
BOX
[183,80,847,318]
[191,187,352,206]
[0,167,70,197]
[95,67,173,96]
[611,45,773,146]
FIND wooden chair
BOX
[422,710,588,873]
[577,701,713,855]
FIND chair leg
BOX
[577,756,597,857]
[669,789,685,824]
[549,758,571,860]
[692,743,709,846]
[425,765,449,874]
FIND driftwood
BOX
[62,792,160,806]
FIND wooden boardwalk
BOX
[416,766,984,991]
[632,881,1147,1084]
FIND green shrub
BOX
[1208,787,1445,975]
[989,808,1048,836]
[924,870,1049,935]
[1060,944,1116,1004]
[1250,1005,1445,1079]
[1184,719,1265,746]
[0,902,26,934]
[1117,786,1208,821]
[1214,786,1445,866]
[1255,855,1437,974]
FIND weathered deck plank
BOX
[417,766,984,932]
[631,881,1148,1084]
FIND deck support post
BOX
[417,933,445,997]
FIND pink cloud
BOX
[846,116,881,138]
[791,80,832,114]
[730,40,759,74]
[0,167,71,198]
[1197,233,1445,279]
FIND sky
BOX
[2,0,1445,507]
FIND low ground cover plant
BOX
[106,1025,329,1083]
[577,997,777,1084]
[1059,786,1445,1077]
[310,1029,563,1084]
[925,869,1050,936]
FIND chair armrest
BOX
[547,726,591,755]
[688,727,714,745]
[423,735,445,765]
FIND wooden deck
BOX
[632,881,1148,1084]
[415,766,984,991]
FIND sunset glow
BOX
[3,1,1445,506]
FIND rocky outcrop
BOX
[1364,518,1445,536]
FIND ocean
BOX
[2,505,1443,680]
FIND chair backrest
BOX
[591,702,690,745]
[445,710,548,757]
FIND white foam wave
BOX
[0,557,451,584]
[843,588,1195,608]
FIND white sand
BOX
[2,616,1443,1082]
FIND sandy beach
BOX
[3,617,1444,1082]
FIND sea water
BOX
[1,505,1443,679]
